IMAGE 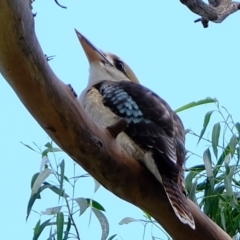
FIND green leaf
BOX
[185,165,205,192]
[42,206,62,215]
[186,164,205,172]
[93,178,101,193]
[217,193,227,203]
[42,142,62,156]
[32,219,51,240]
[74,197,89,216]
[212,122,221,158]
[63,217,71,240]
[59,159,65,197]
[203,148,214,189]
[224,155,231,175]
[108,234,117,240]
[235,122,240,134]
[229,134,238,157]
[20,142,39,153]
[189,180,198,202]
[31,173,40,190]
[27,183,68,220]
[236,147,240,167]
[143,211,151,220]
[43,182,69,198]
[196,181,206,191]
[119,217,139,225]
[198,111,214,144]
[86,198,105,211]
[33,220,41,235]
[203,179,213,216]
[213,145,231,177]
[211,186,225,220]
[45,142,53,149]
[40,156,49,172]
[175,97,217,113]
[56,212,64,240]
[224,166,235,197]
[203,185,225,220]
[185,171,195,192]
[92,208,109,240]
[220,206,227,231]
[27,185,49,220]
[31,169,51,196]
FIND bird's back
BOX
[96,80,195,229]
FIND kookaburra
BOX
[75,29,195,229]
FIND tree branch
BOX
[180,0,240,28]
[0,0,231,239]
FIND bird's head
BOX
[75,29,139,87]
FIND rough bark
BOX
[180,0,240,27]
[0,0,232,239]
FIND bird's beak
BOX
[75,29,112,66]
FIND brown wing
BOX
[97,80,195,229]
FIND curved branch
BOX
[0,0,231,239]
[180,0,240,27]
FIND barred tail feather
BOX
[162,175,195,229]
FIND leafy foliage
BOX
[185,102,240,238]
[24,98,240,239]
[25,142,113,240]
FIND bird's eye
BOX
[115,60,124,72]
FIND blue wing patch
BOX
[99,83,150,124]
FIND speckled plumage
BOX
[96,80,195,229]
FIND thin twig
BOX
[65,197,81,240]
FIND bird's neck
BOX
[87,62,130,88]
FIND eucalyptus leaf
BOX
[43,182,69,198]
[93,178,101,193]
[143,211,151,220]
[119,217,139,225]
[20,141,39,153]
[175,98,217,113]
[189,180,198,202]
[229,134,238,157]
[220,205,227,231]
[235,122,240,134]
[212,122,221,158]
[214,145,231,177]
[74,197,89,215]
[224,166,235,197]
[42,206,62,215]
[92,208,109,240]
[56,212,64,240]
[63,217,71,240]
[40,156,49,172]
[32,219,51,240]
[203,148,214,189]
[59,159,65,197]
[107,234,117,240]
[42,142,62,156]
[31,169,51,196]
[198,111,215,144]
[27,183,59,220]
[85,198,105,211]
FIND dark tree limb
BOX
[180,0,240,27]
[0,0,232,239]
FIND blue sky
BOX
[1,0,240,239]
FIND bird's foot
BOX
[106,119,128,138]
